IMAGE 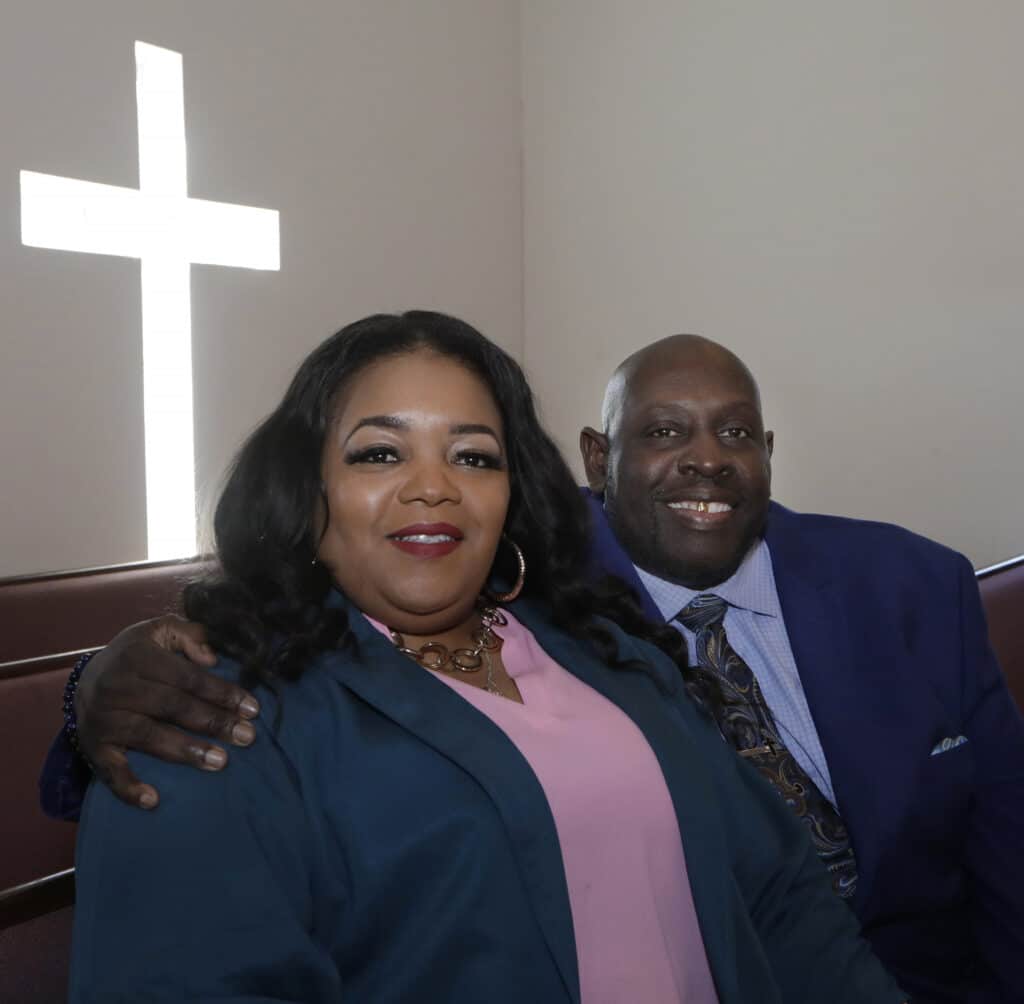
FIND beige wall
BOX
[5,2,1023,578]
[522,1,1024,569]
[1,0,522,577]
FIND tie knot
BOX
[676,593,728,632]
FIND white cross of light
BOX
[20,41,280,560]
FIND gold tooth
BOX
[697,501,707,513]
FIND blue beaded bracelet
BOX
[63,651,97,762]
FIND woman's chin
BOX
[362,593,482,636]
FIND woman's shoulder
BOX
[106,650,359,808]
[205,651,342,719]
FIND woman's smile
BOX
[388,521,465,557]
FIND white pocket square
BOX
[930,735,968,756]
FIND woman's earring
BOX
[488,535,526,603]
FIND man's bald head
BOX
[601,334,762,439]
[582,333,773,589]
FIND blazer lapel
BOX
[318,609,581,1003]
[764,504,918,917]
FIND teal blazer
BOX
[70,598,903,1003]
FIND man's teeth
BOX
[667,501,733,514]
[397,534,455,543]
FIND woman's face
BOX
[318,349,511,637]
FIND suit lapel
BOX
[764,504,918,917]
[320,610,581,1003]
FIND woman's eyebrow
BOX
[343,414,407,445]
[343,417,501,445]
[450,422,500,439]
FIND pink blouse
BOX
[369,610,719,1003]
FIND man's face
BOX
[583,351,773,590]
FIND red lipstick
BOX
[387,523,464,558]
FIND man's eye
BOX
[721,427,750,439]
[455,451,503,469]
[649,427,680,438]
[347,446,399,464]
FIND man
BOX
[578,335,1024,1003]
[43,335,1024,1002]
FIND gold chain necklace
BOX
[389,605,507,695]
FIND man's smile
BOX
[667,500,733,514]
[662,496,737,528]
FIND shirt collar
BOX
[634,537,781,623]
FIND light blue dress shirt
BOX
[636,540,839,808]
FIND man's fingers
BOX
[90,747,160,810]
[110,678,256,747]
[151,614,215,665]
[96,711,233,771]
[133,648,260,720]
[73,615,260,788]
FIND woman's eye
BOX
[347,446,399,464]
[455,450,503,469]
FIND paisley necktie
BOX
[677,592,858,900]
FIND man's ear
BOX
[579,427,610,493]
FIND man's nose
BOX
[677,431,732,478]
[398,460,462,505]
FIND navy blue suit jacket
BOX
[586,493,1024,1003]
[69,597,903,1003]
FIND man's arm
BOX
[38,615,260,816]
[955,556,1024,1002]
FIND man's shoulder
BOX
[766,502,969,581]
[769,502,962,557]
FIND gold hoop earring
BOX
[488,535,526,603]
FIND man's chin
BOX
[655,556,736,590]
[677,564,740,590]
[657,533,759,590]
[631,544,735,590]
[652,512,767,590]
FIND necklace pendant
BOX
[482,649,501,695]
[451,649,484,672]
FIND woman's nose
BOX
[397,461,462,505]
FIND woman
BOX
[69,311,904,1002]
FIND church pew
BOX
[0,558,208,893]
[977,553,1024,716]
[0,873,75,1004]
[0,558,202,1002]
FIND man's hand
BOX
[76,615,260,810]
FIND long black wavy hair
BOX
[185,311,721,712]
